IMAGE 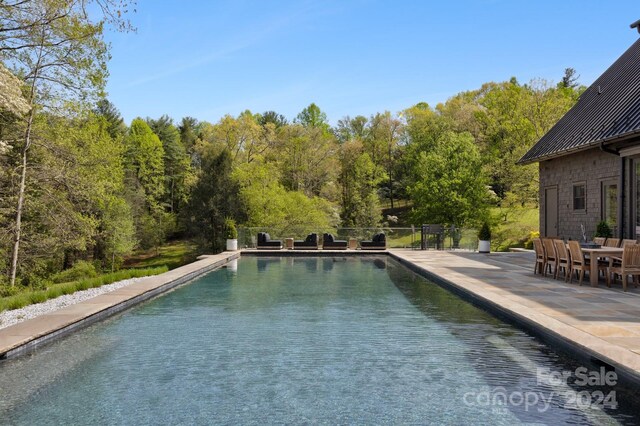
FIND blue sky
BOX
[104,0,640,125]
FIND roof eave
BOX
[518,129,640,165]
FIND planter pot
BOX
[478,240,491,253]
[226,239,238,251]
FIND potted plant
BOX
[225,218,238,251]
[478,222,491,253]
[595,221,613,239]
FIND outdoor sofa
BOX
[360,232,386,250]
[257,232,282,249]
[294,233,319,249]
[322,233,348,250]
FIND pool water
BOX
[1,256,639,424]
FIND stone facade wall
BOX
[539,148,621,241]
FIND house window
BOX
[573,184,586,211]
[602,180,617,227]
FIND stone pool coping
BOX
[0,252,239,359]
[388,250,640,386]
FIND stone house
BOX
[519,34,640,241]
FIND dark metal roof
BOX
[519,38,640,164]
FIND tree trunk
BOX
[9,107,35,286]
[9,35,43,286]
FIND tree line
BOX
[0,0,583,287]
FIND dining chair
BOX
[604,238,620,248]
[607,244,640,292]
[621,239,637,248]
[593,237,606,246]
[553,239,570,281]
[542,238,557,277]
[533,238,545,275]
[567,240,602,285]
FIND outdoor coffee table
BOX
[580,247,623,287]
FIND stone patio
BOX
[389,249,640,382]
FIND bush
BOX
[478,222,492,240]
[0,286,19,298]
[595,221,613,238]
[524,231,540,250]
[0,266,169,313]
[224,217,238,239]
[51,260,98,284]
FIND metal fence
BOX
[238,226,479,250]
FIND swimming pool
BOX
[0,256,638,424]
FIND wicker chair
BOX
[554,239,570,281]
[607,244,640,292]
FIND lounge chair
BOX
[294,233,318,249]
[322,233,347,250]
[360,232,386,250]
[256,232,282,249]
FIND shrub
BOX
[0,266,169,313]
[224,217,238,239]
[0,286,20,298]
[595,221,613,238]
[478,222,492,240]
[524,231,540,250]
[51,260,98,284]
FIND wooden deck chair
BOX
[604,238,620,247]
[568,240,590,285]
[621,239,637,248]
[553,239,570,281]
[533,238,545,275]
[542,238,557,277]
[607,244,640,292]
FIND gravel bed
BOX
[0,276,148,330]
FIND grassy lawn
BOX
[491,205,539,251]
[123,240,201,270]
[380,200,539,251]
[0,240,201,313]
[0,267,168,313]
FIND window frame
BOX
[572,182,586,212]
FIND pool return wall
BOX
[0,252,239,360]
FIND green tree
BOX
[295,103,330,132]
[338,140,384,227]
[365,111,403,208]
[234,162,338,235]
[178,116,199,152]
[95,99,126,139]
[409,131,489,227]
[185,149,242,252]
[0,0,132,285]
[147,115,194,215]
[124,118,165,210]
[258,110,287,128]
[276,123,338,197]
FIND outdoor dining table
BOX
[580,247,624,287]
